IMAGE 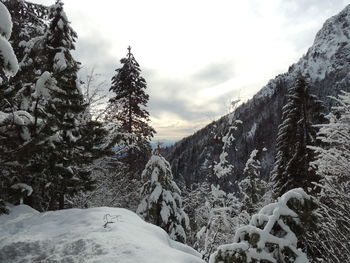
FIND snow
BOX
[57,18,65,30]
[160,204,171,223]
[32,71,54,99]
[243,149,259,175]
[0,110,34,139]
[247,122,257,139]
[0,2,18,84]
[151,167,159,182]
[53,50,67,71]
[149,183,162,202]
[0,205,204,263]
[0,2,12,40]
[0,36,19,80]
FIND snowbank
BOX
[0,205,204,263]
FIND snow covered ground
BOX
[0,205,204,263]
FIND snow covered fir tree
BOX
[137,149,189,243]
[0,1,350,263]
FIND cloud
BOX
[280,0,347,20]
[73,34,117,79]
[146,63,238,118]
[192,61,235,85]
[146,66,242,139]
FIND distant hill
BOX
[152,139,179,148]
[163,4,350,187]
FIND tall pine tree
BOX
[271,74,324,197]
[107,46,155,175]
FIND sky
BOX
[31,0,349,141]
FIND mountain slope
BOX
[164,4,350,186]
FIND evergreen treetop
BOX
[108,46,155,140]
[106,46,155,174]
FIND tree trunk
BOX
[59,193,65,209]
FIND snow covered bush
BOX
[68,155,142,211]
[311,90,350,180]
[194,104,246,260]
[137,150,189,243]
[307,91,350,262]
[239,149,267,215]
[209,188,314,263]
[181,182,211,246]
[195,184,243,261]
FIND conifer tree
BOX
[23,0,108,210]
[137,150,189,243]
[107,46,155,174]
[271,74,324,197]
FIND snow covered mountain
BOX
[0,205,204,263]
[163,4,350,186]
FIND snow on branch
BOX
[11,183,33,205]
[213,117,241,179]
[0,2,18,83]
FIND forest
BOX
[0,1,349,263]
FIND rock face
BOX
[163,4,350,186]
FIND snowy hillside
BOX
[0,205,204,263]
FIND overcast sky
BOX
[31,0,349,140]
